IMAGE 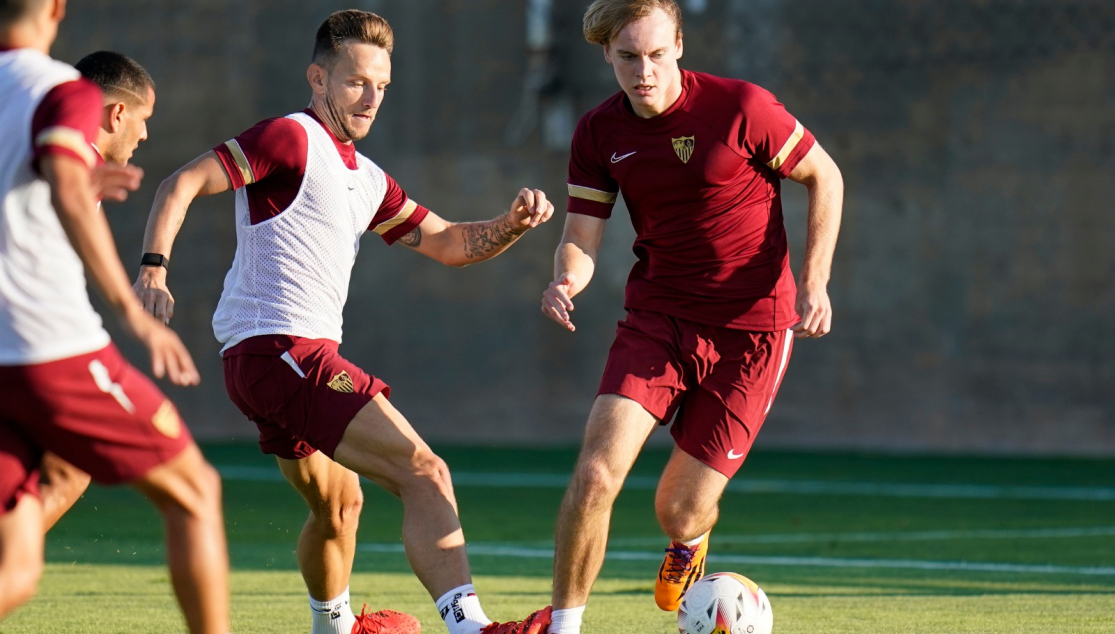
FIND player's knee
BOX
[154,459,223,518]
[313,485,363,538]
[404,450,453,498]
[572,459,624,508]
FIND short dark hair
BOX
[312,10,394,67]
[0,0,47,27]
[75,51,154,103]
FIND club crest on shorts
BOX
[672,135,695,163]
[151,400,181,439]
[327,370,355,393]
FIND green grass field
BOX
[6,443,1115,633]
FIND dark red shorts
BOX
[598,309,793,478]
[222,337,389,461]
[0,343,191,514]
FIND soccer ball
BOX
[677,572,773,634]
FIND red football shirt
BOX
[211,108,427,244]
[31,78,102,171]
[567,70,815,331]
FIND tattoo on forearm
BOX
[462,215,527,259]
[399,225,422,248]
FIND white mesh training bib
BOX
[212,112,387,351]
[0,49,109,364]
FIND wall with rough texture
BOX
[54,0,1114,454]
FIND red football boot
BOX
[351,605,421,634]
[479,606,552,634]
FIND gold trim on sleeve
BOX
[374,198,418,235]
[766,120,805,171]
[224,139,256,185]
[34,126,96,167]
[567,184,617,204]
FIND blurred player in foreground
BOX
[133,9,554,634]
[36,49,158,532]
[507,1,845,632]
[0,1,230,633]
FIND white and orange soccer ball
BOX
[677,572,773,634]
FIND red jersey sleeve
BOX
[737,85,816,179]
[370,174,429,245]
[566,114,618,219]
[30,78,102,171]
[212,117,308,189]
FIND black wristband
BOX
[140,252,170,270]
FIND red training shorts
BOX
[222,336,389,460]
[0,343,191,514]
[598,309,793,478]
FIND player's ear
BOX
[306,63,328,95]
[602,44,613,64]
[676,36,684,59]
[106,102,125,133]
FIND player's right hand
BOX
[91,163,143,202]
[121,305,200,386]
[541,273,577,331]
[134,266,175,324]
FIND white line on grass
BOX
[355,542,1115,576]
[215,466,1115,501]
[609,526,1115,546]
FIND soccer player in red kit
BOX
[520,1,845,632]
[36,49,159,532]
[0,1,230,633]
[133,10,554,634]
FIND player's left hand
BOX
[792,282,832,338]
[91,163,143,202]
[508,187,555,229]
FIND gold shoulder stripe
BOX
[766,120,805,171]
[224,139,256,185]
[374,198,418,235]
[568,184,617,204]
[34,126,96,167]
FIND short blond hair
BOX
[582,0,683,46]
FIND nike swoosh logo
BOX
[611,151,636,163]
[727,449,744,460]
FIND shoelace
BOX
[662,545,696,582]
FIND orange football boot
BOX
[351,605,421,634]
[654,531,710,611]
[480,606,552,634]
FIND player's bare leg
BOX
[131,443,229,634]
[0,494,44,619]
[656,446,727,541]
[278,452,365,633]
[333,393,468,597]
[38,452,91,531]
[333,393,491,634]
[552,395,658,609]
[279,453,363,601]
[652,446,729,610]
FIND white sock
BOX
[548,606,586,634]
[310,587,356,634]
[681,534,705,548]
[436,584,491,634]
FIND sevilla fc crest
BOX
[672,136,695,163]
[327,371,355,393]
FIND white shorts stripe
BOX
[763,329,793,415]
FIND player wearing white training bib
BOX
[133,10,556,634]
[0,1,229,632]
